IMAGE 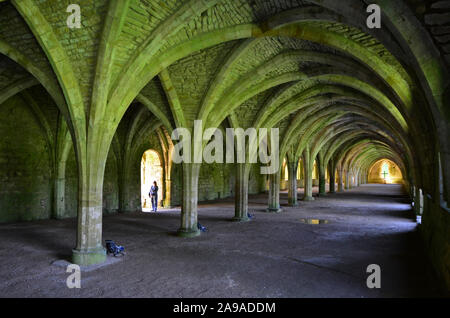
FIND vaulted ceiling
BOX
[0,0,448,198]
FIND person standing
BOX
[149,181,159,212]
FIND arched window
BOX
[381,162,389,180]
[368,159,402,184]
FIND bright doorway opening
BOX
[141,149,163,212]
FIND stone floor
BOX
[0,184,443,297]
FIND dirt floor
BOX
[0,184,443,297]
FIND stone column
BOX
[164,178,172,208]
[299,159,304,189]
[329,165,336,193]
[267,171,282,212]
[318,165,326,196]
[54,176,65,219]
[287,161,298,206]
[345,171,351,190]
[118,173,126,212]
[72,171,106,266]
[261,174,269,192]
[303,151,314,201]
[119,171,133,213]
[177,163,201,237]
[438,150,449,207]
[53,157,67,219]
[416,187,424,215]
[337,168,344,192]
[280,161,288,191]
[233,163,250,222]
[413,186,421,215]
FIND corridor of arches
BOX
[0,0,448,297]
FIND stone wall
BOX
[170,162,265,207]
[0,95,53,222]
[102,148,120,214]
[421,195,450,291]
[0,92,124,222]
[64,147,78,219]
[61,144,121,218]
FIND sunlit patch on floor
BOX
[300,218,329,224]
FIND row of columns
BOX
[287,161,298,206]
[302,149,315,201]
[86,152,375,265]
[73,154,367,265]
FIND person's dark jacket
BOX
[149,185,158,197]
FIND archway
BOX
[312,160,318,187]
[140,149,163,211]
[368,159,403,184]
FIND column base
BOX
[266,207,282,213]
[288,201,299,207]
[72,247,106,266]
[232,216,250,222]
[318,192,327,197]
[176,228,201,238]
[416,215,422,224]
[302,196,315,201]
[329,191,336,194]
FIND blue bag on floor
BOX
[197,222,207,232]
[105,239,125,257]
[247,213,254,219]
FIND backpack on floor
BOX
[197,222,207,232]
[105,239,125,257]
[247,213,254,219]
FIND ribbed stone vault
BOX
[0,0,448,288]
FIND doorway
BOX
[141,149,163,211]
